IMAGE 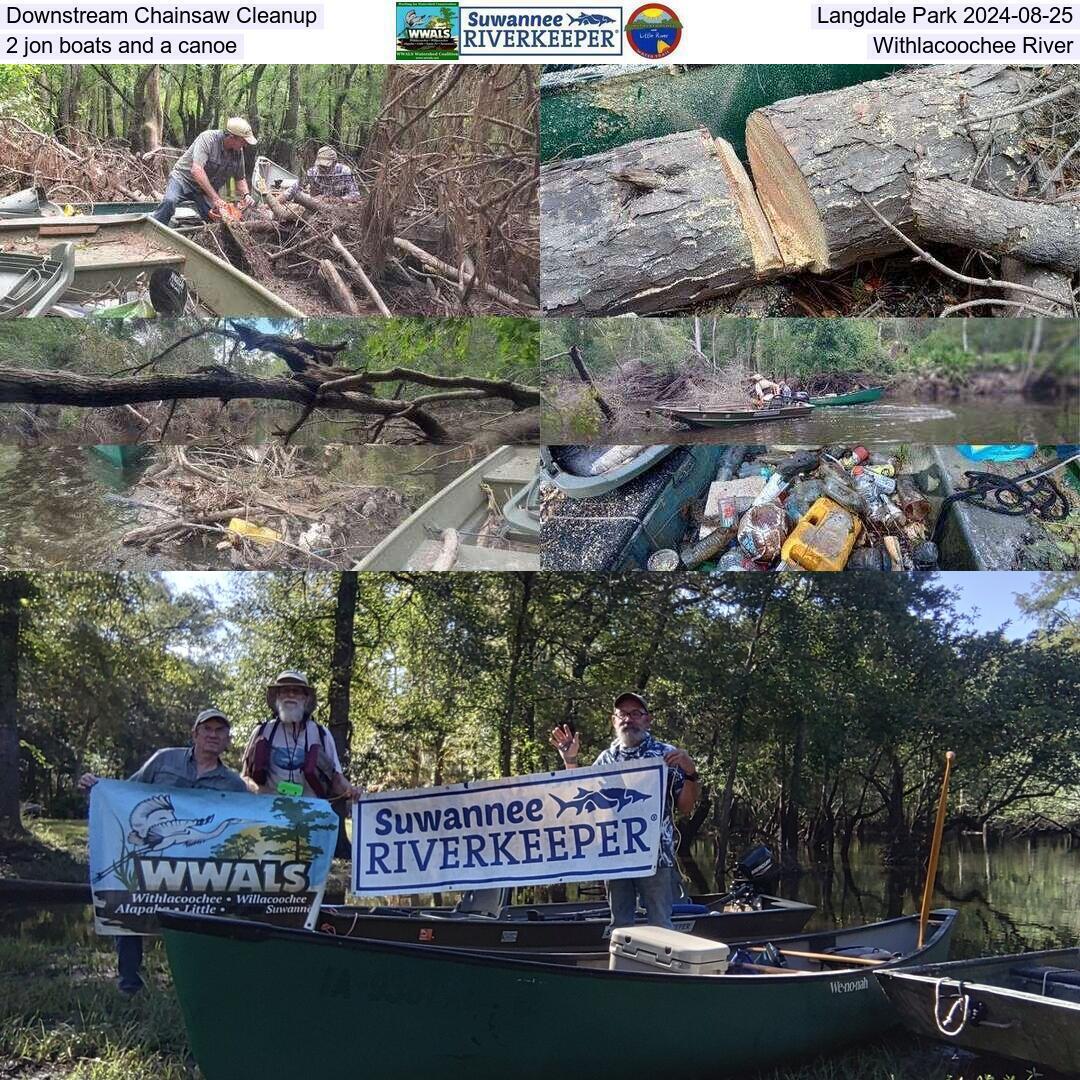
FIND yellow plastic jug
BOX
[781,497,862,571]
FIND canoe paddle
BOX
[918,750,956,949]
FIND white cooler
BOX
[608,926,730,975]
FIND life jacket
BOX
[246,718,334,798]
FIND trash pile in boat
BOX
[661,446,1075,572]
[0,119,172,205]
[200,66,539,318]
[118,443,409,569]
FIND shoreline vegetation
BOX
[538,317,1078,437]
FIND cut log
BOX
[540,129,782,316]
[746,65,1042,273]
[318,259,362,314]
[330,233,392,316]
[998,256,1074,317]
[911,179,1080,273]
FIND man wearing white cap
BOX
[151,117,257,225]
[285,145,360,202]
[78,707,246,994]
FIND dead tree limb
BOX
[911,179,1080,273]
[318,367,540,408]
[330,233,392,316]
[569,345,615,422]
[0,367,450,442]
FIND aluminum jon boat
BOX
[653,402,815,427]
[355,446,540,571]
[875,948,1080,1076]
[0,213,303,316]
[316,888,816,953]
[161,908,957,1079]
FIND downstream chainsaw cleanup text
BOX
[2,4,322,58]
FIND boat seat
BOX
[407,540,539,571]
[672,903,710,916]
[543,448,692,571]
[1011,964,1080,1000]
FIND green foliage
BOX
[0,64,44,124]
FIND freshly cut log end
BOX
[540,129,782,316]
[746,65,1040,273]
[746,111,829,273]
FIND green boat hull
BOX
[162,909,955,1079]
[540,65,901,163]
[809,387,885,407]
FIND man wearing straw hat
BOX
[151,117,257,225]
[240,670,361,802]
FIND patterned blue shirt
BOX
[593,733,684,868]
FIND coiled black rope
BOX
[932,453,1078,547]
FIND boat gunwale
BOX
[160,907,957,985]
[540,444,675,496]
[876,946,1080,1013]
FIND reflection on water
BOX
[0,445,473,570]
[683,835,1080,959]
[547,399,1078,445]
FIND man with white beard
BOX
[241,671,361,802]
[549,692,699,929]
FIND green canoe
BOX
[809,387,885,407]
[161,908,956,1078]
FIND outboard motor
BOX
[735,845,779,889]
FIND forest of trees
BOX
[1,64,385,167]
[2,571,1077,881]
[540,317,1080,384]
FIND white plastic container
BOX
[608,926,730,975]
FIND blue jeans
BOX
[116,934,144,993]
[606,868,674,929]
[152,175,211,226]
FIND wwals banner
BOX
[89,780,338,935]
[352,762,666,895]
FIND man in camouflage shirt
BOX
[550,692,699,928]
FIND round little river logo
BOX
[625,4,683,58]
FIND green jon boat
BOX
[161,908,956,1079]
[809,386,885,407]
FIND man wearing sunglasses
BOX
[549,692,698,929]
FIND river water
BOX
[4,835,1075,960]
[545,398,1079,445]
[0,445,471,570]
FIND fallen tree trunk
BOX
[568,345,614,421]
[746,65,1042,273]
[998,256,1074,317]
[330,233,392,316]
[0,367,449,441]
[540,129,782,315]
[911,179,1080,273]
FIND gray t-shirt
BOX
[172,130,246,192]
[127,747,247,793]
[242,718,343,796]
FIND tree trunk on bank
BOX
[246,64,268,137]
[0,575,29,832]
[282,66,301,171]
[541,129,782,315]
[499,574,533,777]
[911,179,1080,273]
[327,571,357,858]
[746,65,1041,272]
